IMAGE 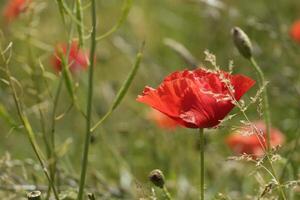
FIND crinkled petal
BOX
[137,68,255,129]
[231,74,256,100]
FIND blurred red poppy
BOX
[148,109,180,129]
[226,121,285,158]
[3,0,30,23]
[290,20,300,43]
[51,41,89,73]
[137,68,255,128]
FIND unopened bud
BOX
[149,169,165,188]
[231,27,253,59]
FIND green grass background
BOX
[0,0,299,199]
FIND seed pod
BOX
[149,169,165,188]
[27,191,41,200]
[231,27,253,59]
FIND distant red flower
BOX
[148,109,180,129]
[51,41,89,73]
[3,0,30,23]
[290,20,300,43]
[137,68,255,128]
[226,121,285,157]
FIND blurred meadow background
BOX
[0,0,299,199]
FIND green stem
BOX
[199,128,204,200]
[249,58,286,200]
[91,44,144,132]
[249,57,271,151]
[162,186,172,200]
[77,0,97,199]
[25,20,57,199]
[1,46,60,200]
[267,159,287,200]
[46,76,63,200]
[76,0,84,47]
[96,0,132,41]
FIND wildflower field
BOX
[0,0,299,199]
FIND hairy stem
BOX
[199,128,205,200]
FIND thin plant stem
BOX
[221,62,286,199]
[268,160,287,200]
[162,186,172,200]
[233,95,286,200]
[77,0,97,199]
[46,76,63,200]
[199,128,204,200]
[25,18,57,199]
[249,57,271,151]
[96,0,132,41]
[1,47,60,200]
[76,0,84,47]
[91,44,144,132]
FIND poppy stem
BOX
[162,186,172,200]
[199,128,205,200]
[77,0,97,199]
[250,58,287,200]
[249,57,271,152]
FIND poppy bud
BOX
[231,27,253,59]
[149,169,165,188]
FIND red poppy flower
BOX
[148,109,180,129]
[51,41,89,73]
[137,68,255,128]
[226,121,285,157]
[3,0,30,23]
[290,20,300,43]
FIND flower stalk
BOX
[199,128,205,200]
[249,57,271,151]
[77,0,97,199]
[232,26,287,200]
[162,186,172,200]
[231,27,271,151]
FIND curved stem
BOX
[91,44,144,132]
[96,0,132,41]
[77,0,97,199]
[199,128,204,200]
